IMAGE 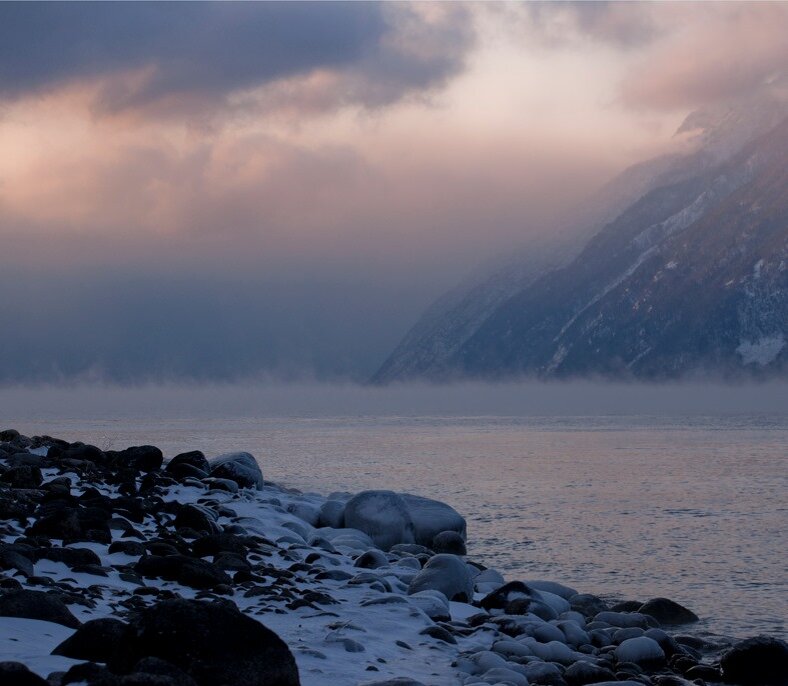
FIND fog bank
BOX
[2,381,786,422]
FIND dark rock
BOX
[129,657,198,686]
[135,555,231,590]
[53,618,130,662]
[173,505,220,535]
[564,661,617,686]
[191,533,249,558]
[121,446,164,472]
[60,661,116,685]
[431,530,466,555]
[1,465,43,489]
[569,593,609,618]
[611,600,643,613]
[685,664,722,681]
[638,597,699,625]
[112,598,299,686]
[37,546,102,567]
[720,635,788,685]
[418,625,456,644]
[353,550,389,569]
[109,541,146,556]
[167,451,210,473]
[0,661,48,686]
[0,549,34,577]
[166,463,209,481]
[0,589,81,628]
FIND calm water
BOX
[3,385,787,640]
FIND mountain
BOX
[373,104,788,383]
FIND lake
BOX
[2,382,786,641]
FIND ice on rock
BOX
[614,636,666,668]
[208,452,264,490]
[400,494,467,547]
[407,554,474,602]
[407,590,451,622]
[480,666,528,685]
[525,580,578,600]
[343,490,416,551]
[317,499,345,528]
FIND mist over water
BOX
[2,380,787,420]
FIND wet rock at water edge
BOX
[720,635,788,685]
[638,597,699,625]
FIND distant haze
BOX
[1,2,786,382]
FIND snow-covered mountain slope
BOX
[374,102,788,383]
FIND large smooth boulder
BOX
[407,554,474,602]
[614,636,666,669]
[208,452,263,490]
[720,636,788,685]
[113,598,299,686]
[343,491,415,551]
[400,494,466,548]
[52,617,130,661]
[0,589,80,628]
[638,597,698,625]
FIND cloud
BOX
[0,2,473,117]
[620,3,788,110]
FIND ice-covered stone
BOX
[407,554,474,602]
[400,494,466,547]
[614,636,666,668]
[344,491,415,551]
[208,452,263,490]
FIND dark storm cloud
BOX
[0,2,472,112]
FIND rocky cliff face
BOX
[374,110,788,383]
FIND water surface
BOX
[3,384,786,640]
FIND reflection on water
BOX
[5,408,787,640]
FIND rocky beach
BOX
[0,428,786,686]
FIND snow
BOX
[0,617,79,677]
[736,334,785,366]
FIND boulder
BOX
[135,555,231,590]
[638,597,698,625]
[52,617,130,662]
[407,554,474,602]
[167,451,210,473]
[317,500,345,528]
[564,660,616,686]
[0,589,81,628]
[399,494,466,548]
[343,491,415,551]
[0,465,43,489]
[122,445,164,472]
[113,598,299,686]
[720,635,788,685]
[614,636,666,669]
[570,593,609,618]
[0,662,48,686]
[431,530,466,555]
[208,453,263,490]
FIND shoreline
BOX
[1,428,786,686]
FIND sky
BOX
[1,1,786,382]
